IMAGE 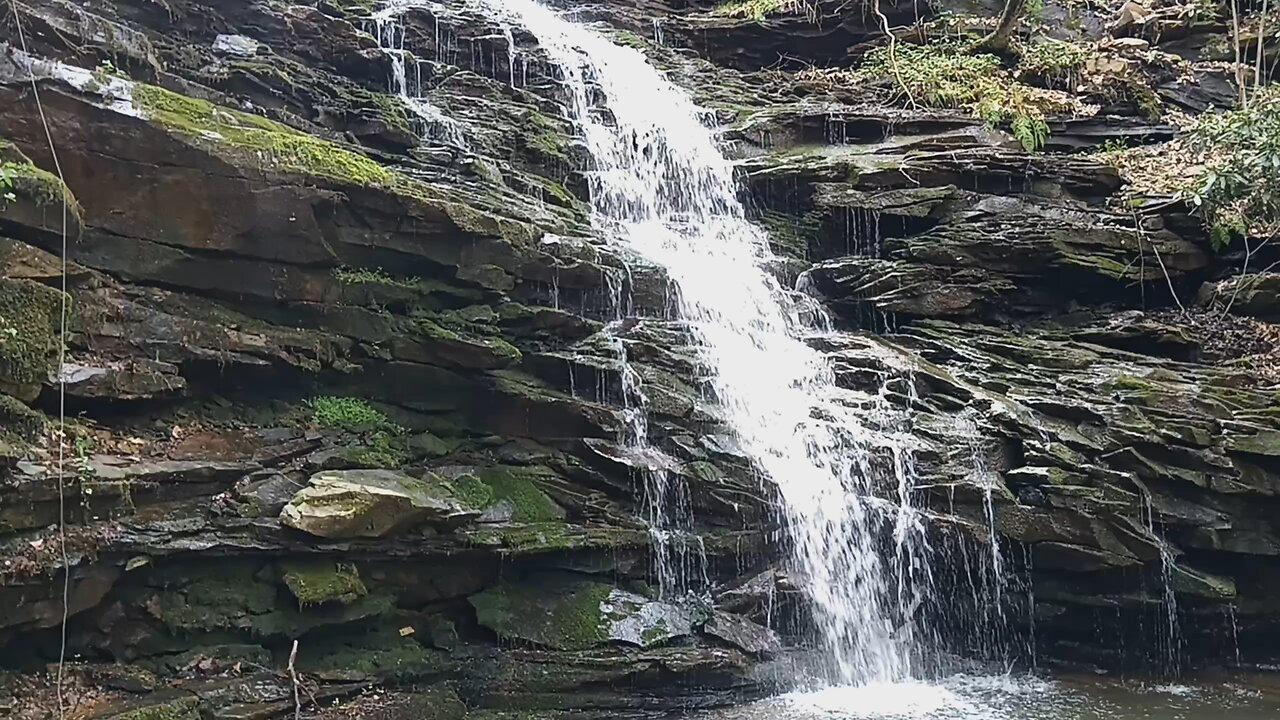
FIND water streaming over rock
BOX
[1141,489,1184,676]
[370,3,468,147]
[471,0,936,685]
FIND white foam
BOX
[783,682,971,718]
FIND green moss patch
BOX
[443,472,494,510]
[132,83,395,187]
[469,575,613,651]
[463,523,649,554]
[0,277,66,393]
[477,467,564,522]
[150,565,279,633]
[281,560,368,606]
[0,141,82,219]
[0,393,46,443]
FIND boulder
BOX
[58,358,187,401]
[280,469,478,539]
[701,611,782,657]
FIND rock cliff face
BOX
[2,0,1279,716]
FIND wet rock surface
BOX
[1,0,1279,717]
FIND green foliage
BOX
[1010,115,1049,153]
[1187,87,1280,251]
[1018,39,1088,81]
[712,0,802,21]
[1099,138,1129,153]
[0,165,15,204]
[856,43,1055,151]
[308,396,397,431]
[308,396,411,468]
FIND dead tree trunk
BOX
[974,0,1029,53]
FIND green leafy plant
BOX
[1099,138,1129,153]
[0,166,16,204]
[1186,86,1280,251]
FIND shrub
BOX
[1018,39,1088,85]
[1186,86,1280,250]
[308,396,394,430]
[855,43,1068,151]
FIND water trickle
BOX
[501,26,518,86]
[1141,489,1184,676]
[956,412,1008,657]
[372,3,468,147]
[842,207,882,258]
[1226,603,1242,665]
[603,319,706,600]
[475,0,936,685]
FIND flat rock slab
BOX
[280,469,477,539]
[702,610,782,657]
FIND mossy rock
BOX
[0,140,82,219]
[0,393,45,444]
[295,620,448,682]
[469,574,695,651]
[132,83,396,188]
[452,466,565,522]
[469,575,613,651]
[280,560,368,606]
[329,0,378,17]
[125,83,537,245]
[1227,430,1280,457]
[0,277,66,401]
[149,565,279,633]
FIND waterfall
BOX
[470,0,935,686]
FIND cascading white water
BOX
[470,0,934,685]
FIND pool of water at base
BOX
[689,671,1280,720]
